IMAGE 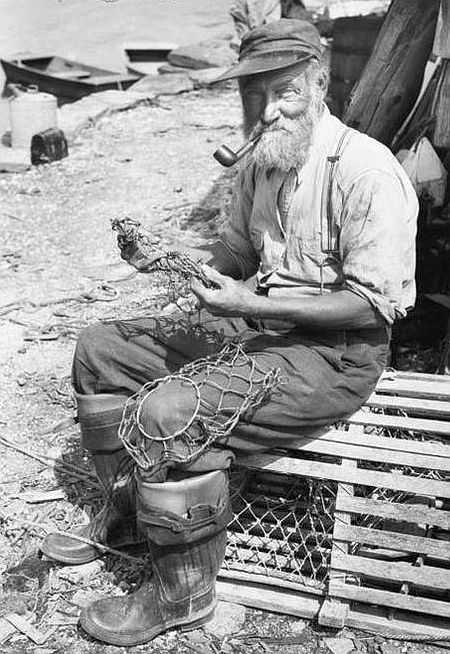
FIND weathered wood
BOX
[365,393,450,418]
[375,376,450,400]
[346,410,450,437]
[332,551,450,590]
[216,579,322,618]
[334,523,450,559]
[432,59,450,149]
[336,495,450,530]
[308,428,450,460]
[343,0,440,145]
[238,452,450,498]
[345,603,450,642]
[218,567,325,596]
[318,457,354,628]
[289,433,450,471]
[329,582,450,618]
[433,1,450,57]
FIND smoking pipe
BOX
[213,129,264,167]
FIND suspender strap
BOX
[320,127,354,254]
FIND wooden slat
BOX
[336,495,450,530]
[320,457,355,628]
[219,567,325,596]
[386,371,450,382]
[334,523,450,559]
[366,393,450,418]
[329,583,450,618]
[216,579,321,618]
[289,436,450,472]
[237,453,450,498]
[300,428,450,460]
[346,604,450,642]
[347,411,450,437]
[331,551,450,590]
[309,428,450,459]
[376,377,450,400]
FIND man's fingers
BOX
[191,278,208,299]
[200,264,226,284]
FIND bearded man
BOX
[40,19,418,647]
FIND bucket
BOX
[10,86,57,150]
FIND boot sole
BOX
[80,605,215,647]
[40,538,145,566]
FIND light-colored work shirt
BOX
[221,105,418,325]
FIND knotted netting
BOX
[225,469,337,590]
[111,217,216,302]
[118,341,283,472]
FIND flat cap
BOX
[214,19,323,82]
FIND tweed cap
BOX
[215,19,323,82]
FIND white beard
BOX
[250,93,323,172]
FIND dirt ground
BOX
[0,86,446,654]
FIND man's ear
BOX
[317,66,330,94]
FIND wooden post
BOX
[342,0,440,145]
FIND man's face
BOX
[239,62,325,171]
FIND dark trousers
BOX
[72,310,390,456]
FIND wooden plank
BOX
[219,567,325,596]
[366,393,450,418]
[382,370,450,382]
[347,411,450,437]
[216,578,321,619]
[336,495,450,530]
[375,377,450,400]
[318,457,354,628]
[346,603,450,643]
[289,435,450,472]
[309,428,450,459]
[342,0,440,145]
[237,453,450,498]
[334,523,450,558]
[329,582,450,618]
[332,549,450,590]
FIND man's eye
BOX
[278,88,296,99]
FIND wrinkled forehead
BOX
[239,60,312,93]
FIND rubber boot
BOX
[40,393,144,564]
[80,469,231,646]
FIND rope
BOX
[354,624,450,643]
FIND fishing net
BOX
[111,217,217,303]
[118,341,283,471]
[225,469,337,590]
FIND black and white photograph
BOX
[0,1,449,652]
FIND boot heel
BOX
[180,610,215,631]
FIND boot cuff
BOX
[137,470,231,544]
[75,393,129,452]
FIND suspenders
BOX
[319,127,354,293]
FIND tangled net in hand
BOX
[111,217,217,300]
[118,341,283,471]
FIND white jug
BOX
[10,86,57,150]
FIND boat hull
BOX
[1,57,139,103]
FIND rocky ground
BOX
[0,85,445,654]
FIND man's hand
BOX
[191,265,256,317]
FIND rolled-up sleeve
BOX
[340,169,418,325]
[220,163,260,280]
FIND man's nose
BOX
[261,97,280,126]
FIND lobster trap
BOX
[218,370,450,639]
